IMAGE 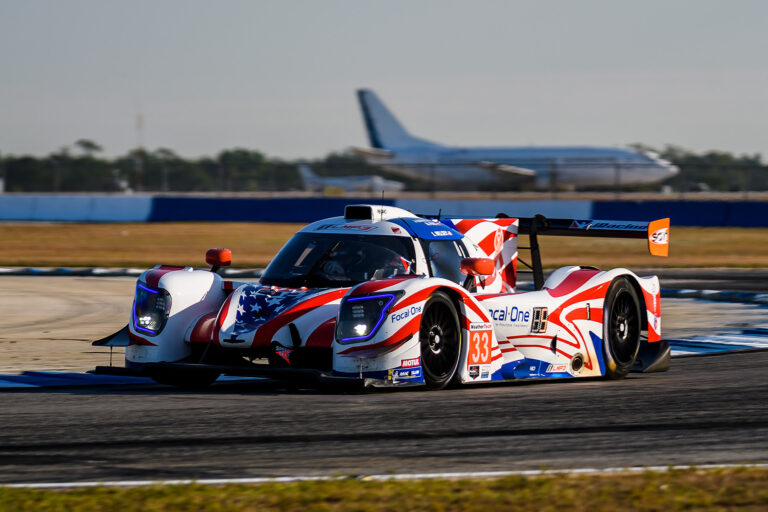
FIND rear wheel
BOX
[602,277,641,379]
[419,291,461,390]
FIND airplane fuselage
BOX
[355,89,679,190]
[365,145,678,188]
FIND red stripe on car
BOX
[144,266,185,287]
[305,317,336,348]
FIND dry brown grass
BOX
[1,223,767,269]
[1,467,767,511]
[0,223,301,268]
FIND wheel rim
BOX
[609,290,639,363]
[420,301,459,381]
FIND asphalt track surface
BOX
[0,271,767,484]
[0,351,766,484]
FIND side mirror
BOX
[206,248,232,273]
[460,257,495,277]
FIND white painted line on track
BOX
[3,463,767,489]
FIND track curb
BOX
[2,463,767,489]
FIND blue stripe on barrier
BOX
[591,200,768,227]
[2,195,768,227]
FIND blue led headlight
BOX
[132,283,172,336]
[336,291,404,343]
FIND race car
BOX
[94,204,671,390]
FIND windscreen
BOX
[260,233,415,288]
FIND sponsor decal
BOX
[390,305,422,323]
[546,363,568,373]
[488,306,530,324]
[531,307,548,333]
[316,223,376,232]
[468,364,491,380]
[570,220,647,231]
[430,230,454,237]
[650,227,669,244]
[401,357,420,368]
[412,219,444,227]
[393,367,422,379]
[470,322,493,331]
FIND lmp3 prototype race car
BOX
[94,204,671,390]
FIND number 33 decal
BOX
[469,330,492,365]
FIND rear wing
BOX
[516,216,670,257]
[511,214,670,289]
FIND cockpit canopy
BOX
[260,233,416,288]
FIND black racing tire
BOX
[419,291,462,390]
[602,277,642,379]
[150,369,220,390]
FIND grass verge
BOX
[1,223,768,269]
[1,467,767,511]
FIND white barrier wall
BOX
[0,195,153,222]
[1,194,764,227]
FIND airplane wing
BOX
[351,147,395,159]
[476,161,537,177]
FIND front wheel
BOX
[602,277,642,379]
[419,291,461,390]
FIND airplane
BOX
[297,163,405,193]
[353,89,679,189]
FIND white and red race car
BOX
[95,204,671,389]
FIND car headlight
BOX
[132,283,172,336]
[336,291,404,343]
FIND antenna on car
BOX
[380,190,385,221]
[437,208,442,220]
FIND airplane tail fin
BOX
[357,89,441,150]
[297,163,316,181]
[297,164,319,191]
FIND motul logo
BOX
[401,357,420,368]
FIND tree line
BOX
[0,139,765,193]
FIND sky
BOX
[1,0,767,160]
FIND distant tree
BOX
[4,142,764,193]
[74,139,102,156]
[217,148,266,191]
